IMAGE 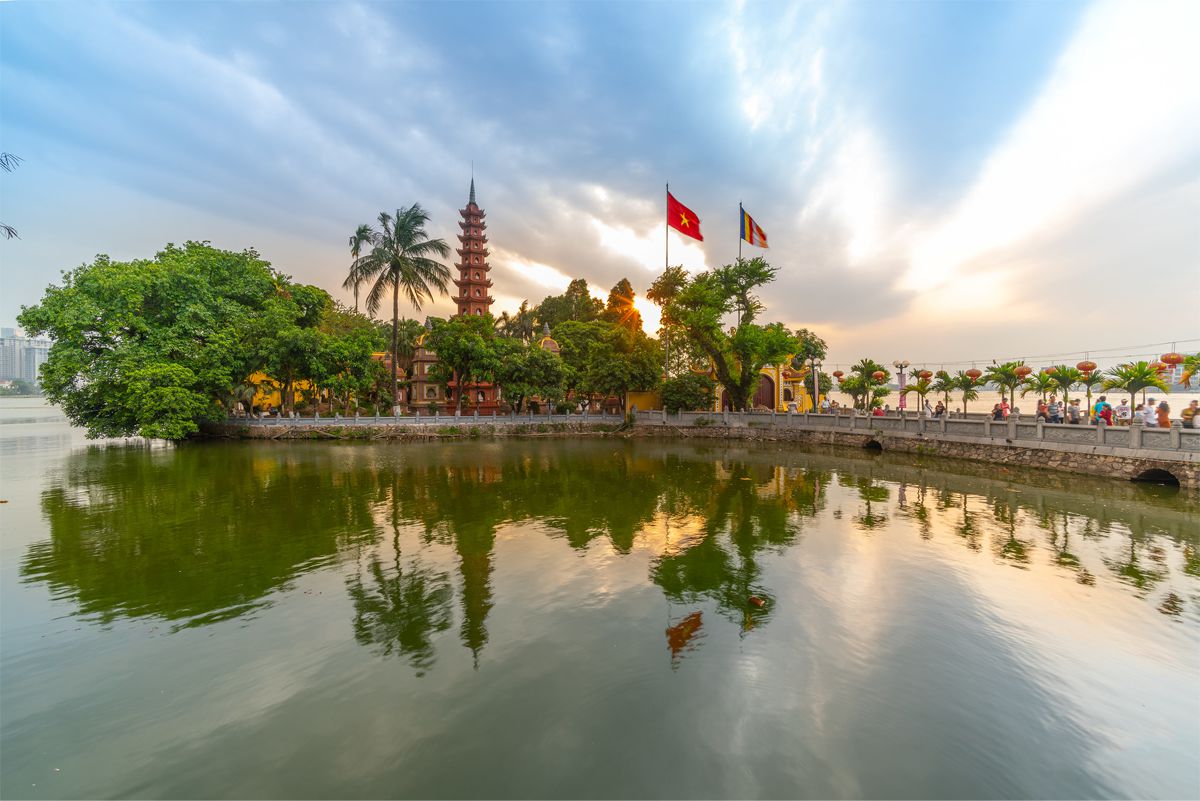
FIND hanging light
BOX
[1076,360,1097,373]
[965,368,983,380]
[917,370,933,380]
[1043,366,1057,375]
[1161,352,1183,366]
[1015,365,1033,378]
[871,370,886,381]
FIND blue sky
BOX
[2,0,1198,367]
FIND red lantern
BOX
[1150,361,1167,374]
[1043,366,1057,375]
[918,370,933,380]
[832,370,844,378]
[1015,365,1033,378]
[1162,352,1183,365]
[965,368,982,380]
[871,370,886,381]
[1076,360,1096,373]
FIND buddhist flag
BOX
[667,191,703,241]
[740,205,768,248]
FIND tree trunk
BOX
[391,277,399,410]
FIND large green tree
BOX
[984,361,1025,409]
[662,257,798,411]
[18,242,285,439]
[534,278,604,328]
[426,314,501,412]
[602,278,643,333]
[493,339,566,412]
[356,204,452,401]
[647,264,692,378]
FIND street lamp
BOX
[810,358,822,412]
[893,360,909,411]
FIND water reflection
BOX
[24,440,1200,676]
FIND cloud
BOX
[903,0,1200,293]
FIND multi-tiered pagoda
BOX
[454,179,494,317]
[408,179,500,412]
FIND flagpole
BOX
[664,183,669,382]
[738,201,743,260]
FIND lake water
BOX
[2,399,1198,799]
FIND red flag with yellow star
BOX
[667,191,703,241]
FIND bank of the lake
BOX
[2,398,1198,799]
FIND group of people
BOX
[992,394,1199,428]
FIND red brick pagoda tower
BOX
[454,179,494,317]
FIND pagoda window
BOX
[425,386,437,399]
[473,288,481,297]
[474,271,481,279]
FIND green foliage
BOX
[842,359,890,410]
[427,314,501,410]
[662,373,717,414]
[662,257,798,411]
[1046,366,1083,405]
[494,338,566,413]
[601,278,643,333]
[0,378,39,397]
[900,377,934,406]
[984,361,1025,407]
[534,278,603,329]
[1103,361,1170,410]
[1020,372,1057,402]
[953,371,983,413]
[353,204,452,394]
[18,242,286,439]
[494,300,537,342]
[550,319,660,409]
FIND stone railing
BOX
[639,409,1200,455]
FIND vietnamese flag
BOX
[667,191,703,241]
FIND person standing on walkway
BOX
[1000,398,1010,418]
[1182,400,1198,429]
[1116,399,1131,424]
[1156,401,1171,429]
[1047,396,1062,423]
[1141,402,1158,427]
[1067,399,1082,424]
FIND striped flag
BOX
[740,205,768,248]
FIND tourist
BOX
[1182,400,1198,429]
[991,403,1005,420]
[923,399,933,418]
[1047,396,1061,423]
[872,405,884,417]
[1093,395,1107,422]
[1141,402,1158,427]
[1067,399,1082,424]
[1036,399,1049,421]
[1115,399,1131,425]
[934,400,946,418]
[820,397,831,414]
[1000,398,1010,418]
[1098,400,1114,426]
[1156,401,1171,429]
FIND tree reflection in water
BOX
[24,440,1200,675]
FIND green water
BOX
[2,401,1198,799]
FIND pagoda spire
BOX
[453,177,493,317]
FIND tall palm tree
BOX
[1020,372,1056,404]
[1079,369,1105,419]
[984,361,1024,409]
[356,204,452,402]
[343,223,374,313]
[1047,365,1082,407]
[900,378,934,412]
[953,371,982,415]
[931,372,956,409]
[1103,361,1169,416]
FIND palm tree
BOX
[931,372,956,409]
[846,359,889,411]
[343,224,374,313]
[1079,369,1105,420]
[1047,365,1082,407]
[1020,372,1056,404]
[953,371,982,415]
[1103,361,1169,415]
[984,361,1024,409]
[356,205,452,402]
[900,378,934,413]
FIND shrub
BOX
[663,373,717,414]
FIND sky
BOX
[1,0,1198,370]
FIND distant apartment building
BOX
[0,333,52,384]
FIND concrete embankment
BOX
[631,415,1200,490]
